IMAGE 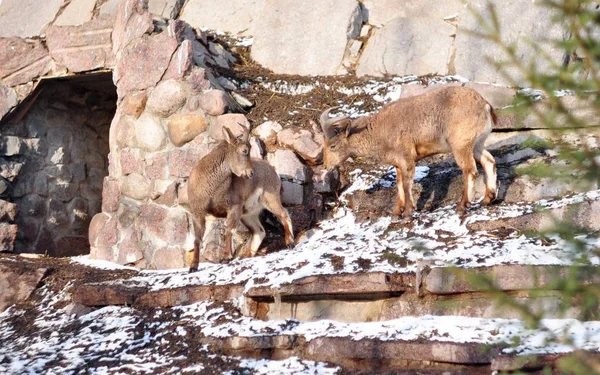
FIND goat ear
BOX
[222,127,235,144]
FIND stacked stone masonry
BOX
[0,0,335,269]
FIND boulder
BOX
[120,148,145,175]
[0,0,64,38]
[146,80,188,117]
[267,150,310,183]
[88,212,118,249]
[122,91,148,119]
[210,114,250,141]
[357,17,454,77]
[198,90,229,116]
[102,178,120,213]
[251,0,363,75]
[134,113,167,152]
[0,37,52,86]
[249,136,264,159]
[253,121,282,146]
[277,126,324,165]
[115,31,179,95]
[167,114,208,147]
[312,167,339,193]
[111,0,154,55]
[116,230,144,265]
[163,39,194,81]
[0,264,47,312]
[120,173,150,200]
[454,0,567,85]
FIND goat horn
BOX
[239,124,250,142]
[319,106,349,139]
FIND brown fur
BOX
[320,86,498,218]
[187,128,294,272]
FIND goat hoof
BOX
[189,266,198,273]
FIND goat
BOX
[187,126,294,272]
[319,86,498,218]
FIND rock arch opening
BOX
[0,72,116,256]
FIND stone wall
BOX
[1,77,115,256]
[0,0,334,269]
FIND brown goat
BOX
[320,86,497,218]
[187,127,294,272]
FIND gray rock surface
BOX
[361,0,462,26]
[0,0,63,37]
[454,0,568,85]
[251,0,363,75]
[179,0,265,35]
[54,0,96,26]
[357,17,454,77]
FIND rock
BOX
[464,83,516,109]
[117,230,144,265]
[48,179,78,202]
[168,148,201,178]
[281,180,304,205]
[146,80,188,117]
[0,199,18,222]
[140,205,189,246]
[88,213,118,248]
[120,173,150,200]
[114,115,137,148]
[0,0,64,38]
[179,0,263,35]
[210,114,250,141]
[145,152,169,180]
[120,148,145,175]
[149,0,185,19]
[249,136,264,159]
[267,150,310,183]
[53,0,96,26]
[186,67,212,92]
[0,264,46,312]
[122,91,148,118]
[357,17,454,77]
[231,92,252,109]
[198,90,229,116]
[0,84,17,119]
[99,0,120,15]
[134,113,167,152]
[111,0,154,55]
[153,181,178,206]
[167,114,209,147]
[0,223,17,252]
[312,167,339,193]
[163,39,194,81]
[154,246,186,270]
[0,37,52,86]
[115,31,179,95]
[361,0,463,26]
[253,121,282,146]
[455,0,567,85]
[277,126,324,165]
[251,0,363,75]
[0,136,25,156]
[102,178,120,213]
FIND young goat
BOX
[187,127,294,272]
[319,86,498,218]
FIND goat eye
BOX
[242,148,249,155]
[330,144,337,151]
